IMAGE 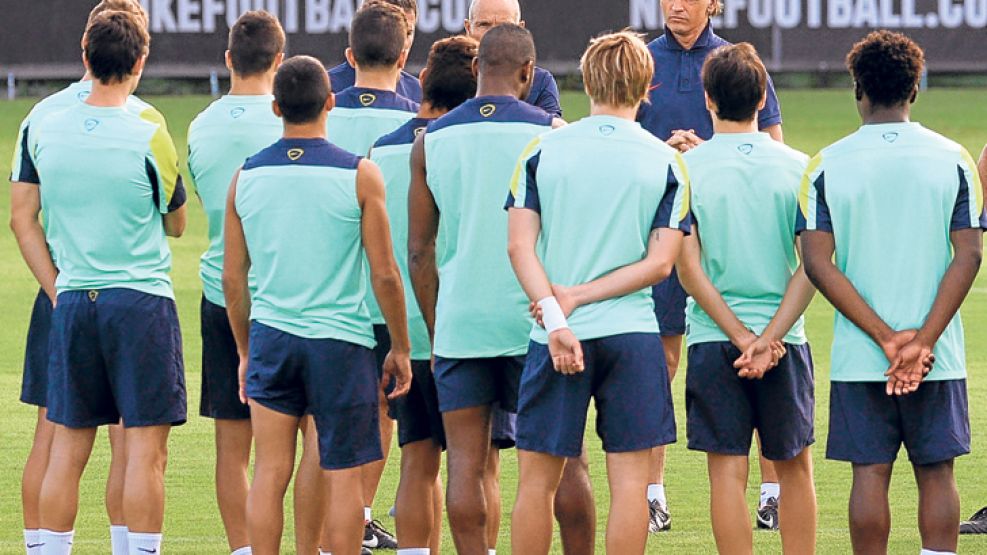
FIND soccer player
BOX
[369,34,480,555]
[186,11,285,555]
[507,31,687,555]
[464,0,562,118]
[15,10,187,555]
[675,43,817,554]
[223,55,412,555]
[328,0,422,103]
[636,0,786,531]
[800,31,983,555]
[408,24,557,555]
[9,4,157,554]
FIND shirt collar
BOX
[662,22,715,51]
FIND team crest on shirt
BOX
[359,93,377,106]
[479,104,497,118]
[882,132,899,143]
[599,125,615,136]
[738,143,754,155]
[77,90,91,101]
[230,107,246,119]
[414,126,427,138]
[84,118,100,132]
[287,148,304,161]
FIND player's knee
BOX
[553,486,594,529]
[446,493,486,529]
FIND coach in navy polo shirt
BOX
[637,0,786,536]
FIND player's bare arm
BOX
[979,144,987,200]
[163,203,187,238]
[507,207,583,375]
[9,183,58,303]
[357,158,412,399]
[221,171,252,403]
[407,132,440,341]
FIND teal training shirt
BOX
[24,102,186,299]
[235,138,375,346]
[508,116,691,344]
[797,122,986,382]
[327,86,418,323]
[684,132,809,346]
[370,118,434,360]
[425,96,553,358]
[188,95,282,307]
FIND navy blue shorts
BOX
[200,296,249,420]
[827,379,970,466]
[373,324,397,419]
[433,355,523,413]
[47,289,187,429]
[652,268,686,337]
[517,333,676,458]
[685,342,815,461]
[245,322,382,470]
[21,288,53,407]
[491,407,517,449]
[394,360,446,449]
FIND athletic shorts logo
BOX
[599,124,615,136]
[88,290,99,302]
[84,119,100,132]
[287,148,305,161]
[738,143,754,155]
[882,132,899,143]
[230,107,246,119]
[414,126,427,138]
[359,93,377,107]
[479,103,497,118]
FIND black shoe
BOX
[756,497,779,530]
[960,506,987,534]
[363,519,398,549]
[648,499,671,533]
[362,549,372,555]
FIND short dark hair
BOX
[423,36,479,111]
[701,43,768,122]
[349,3,409,69]
[847,30,925,108]
[84,10,150,84]
[274,56,331,124]
[228,11,285,77]
[477,23,535,75]
[364,0,418,17]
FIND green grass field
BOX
[1,89,986,554]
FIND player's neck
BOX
[712,118,758,134]
[861,109,910,125]
[229,72,274,96]
[590,102,638,121]
[476,76,522,99]
[86,79,133,107]
[354,66,401,92]
[283,120,328,140]
[417,102,446,119]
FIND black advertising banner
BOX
[1,0,985,78]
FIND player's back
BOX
[235,138,374,347]
[30,102,181,298]
[188,95,282,306]
[370,118,434,360]
[328,62,423,103]
[509,116,687,342]
[684,132,808,345]
[327,87,418,156]
[425,96,553,357]
[801,122,984,380]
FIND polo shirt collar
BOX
[662,22,715,51]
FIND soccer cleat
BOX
[363,519,398,549]
[648,499,672,533]
[756,497,779,530]
[362,549,372,555]
[960,506,987,534]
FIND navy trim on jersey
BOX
[795,172,832,234]
[333,87,419,113]
[504,152,542,213]
[428,96,554,134]
[242,138,362,171]
[147,159,188,213]
[16,124,41,184]
[373,117,433,149]
[328,62,423,103]
[653,166,692,233]
[951,165,987,230]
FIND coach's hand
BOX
[238,355,249,405]
[667,129,703,153]
[383,350,412,400]
[549,328,584,375]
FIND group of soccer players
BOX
[8,0,987,554]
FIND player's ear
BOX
[521,60,534,84]
[910,86,918,104]
[704,91,715,114]
[853,81,863,102]
[471,57,480,79]
[345,47,356,69]
[419,66,430,85]
[131,53,148,78]
[325,92,336,114]
[757,91,767,111]
[272,100,282,119]
[397,48,409,70]
[273,52,285,70]
[225,50,234,73]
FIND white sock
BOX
[110,526,128,555]
[127,532,161,555]
[231,548,252,555]
[647,483,667,507]
[489,550,497,555]
[38,530,74,555]
[760,482,780,507]
[397,550,430,555]
[24,530,42,555]
[319,551,332,555]
[920,550,955,555]
[364,506,373,523]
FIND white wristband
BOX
[538,296,569,334]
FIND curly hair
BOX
[846,30,925,108]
